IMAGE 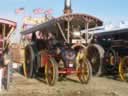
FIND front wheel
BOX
[77,59,92,84]
[119,56,128,82]
[45,57,58,86]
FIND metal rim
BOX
[105,48,117,65]
[119,56,128,81]
[44,54,58,86]
[77,59,92,84]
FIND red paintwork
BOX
[59,68,78,74]
[41,54,50,66]
[41,53,79,75]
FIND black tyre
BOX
[103,48,119,74]
[24,45,35,78]
[87,45,102,75]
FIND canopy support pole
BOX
[67,20,70,43]
[2,24,6,50]
[56,22,68,43]
[85,23,89,44]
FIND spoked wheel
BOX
[24,45,35,78]
[119,56,128,81]
[86,45,102,75]
[44,54,58,86]
[103,48,119,74]
[77,59,92,84]
[105,48,117,65]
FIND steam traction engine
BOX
[10,0,105,86]
[16,12,104,86]
[93,28,128,81]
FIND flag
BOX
[44,9,53,15]
[15,8,24,14]
[33,8,44,14]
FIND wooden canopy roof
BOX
[21,13,103,35]
[0,18,16,37]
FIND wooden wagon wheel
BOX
[77,59,92,84]
[45,57,58,86]
[42,51,58,86]
[24,45,35,78]
[119,56,128,81]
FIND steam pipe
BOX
[64,0,72,14]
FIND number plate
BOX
[69,63,73,67]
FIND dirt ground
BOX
[0,73,128,96]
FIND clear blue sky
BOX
[0,0,128,25]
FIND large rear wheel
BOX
[86,44,104,76]
[24,45,35,78]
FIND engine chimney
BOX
[64,0,72,14]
